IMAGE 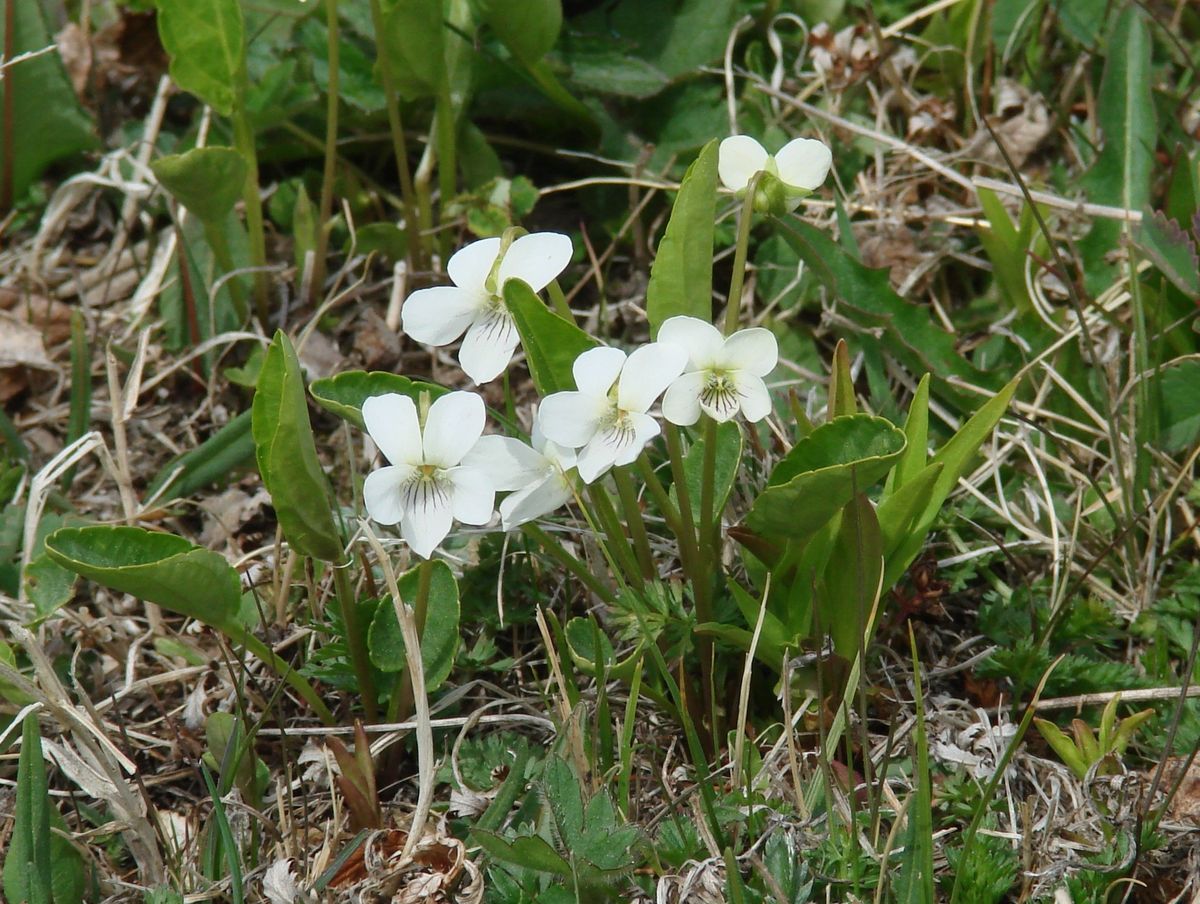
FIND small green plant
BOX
[1033,694,1154,781]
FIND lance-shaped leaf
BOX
[309,371,447,432]
[505,279,600,395]
[252,332,344,563]
[151,147,247,225]
[646,140,717,334]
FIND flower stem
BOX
[613,466,654,580]
[722,172,761,336]
[231,104,269,326]
[434,86,457,261]
[695,416,721,746]
[587,484,643,587]
[636,453,682,538]
[333,562,378,721]
[309,0,341,306]
[368,0,423,269]
[522,523,616,603]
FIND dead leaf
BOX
[0,313,54,370]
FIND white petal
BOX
[657,316,723,367]
[448,466,495,526]
[400,491,455,559]
[497,232,573,293]
[736,374,773,422]
[719,327,778,377]
[661,371,705,426]
[617,342,688,413]
[422,391,485,467]
[773,137,832,191]
[362,465,415,525]
[363,393,421,466]
[718,135,769,192]
[572,346,626,397]
[538,391,609,448]
[613,412,659,466]
[462,434,547,490]
[542,439,577,471]
[447,237,501,292]
[402,285,487,346]
[500,477,573,530]
[458,310,520,384]
[576,435,618,484]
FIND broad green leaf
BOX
[779,221,994,402]
[378,0,445,100]
[505,279,600,395]
[470,831,572,876]
[299,18,385,112]
[252,332,343,563]
[1078,5,1155,295]
[821,493,882,659]
[886,373,930,495]
[309,371,447,431]
[0,1,95,204]
[747,415,906,541]
[152,148,247,225]
[878,463,944,564]
[145,410,255,503]
[155,0,245,116]
[1157,356,1200,452]
[367,561,460,691]
[23,554,77,622]
[646,140,717,334]
[565,50,669,98]
[44,526,241,628]
[476,0,561,65]
[671,420,742,517]
[351,223,408,263]
[563,616,642,681]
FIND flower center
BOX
[699,372,741,419]
[399,466,451,515]
[599,406,636,450]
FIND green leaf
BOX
[888,373,930,493]
[23,554,77,622]
[894,630,935,904]
[152,148,247,225]
[821,492,883,658]
[1157,356,1200,452]
[672,420,742,517]
[779,220,994,402]
[505,279,600,395]
[145,410,256,503]
[351,223,408,263]
[1135,209,1200,298]
[252,332,343,563]
[877,463,944,565]
[746,415,906,542]
[1033,718,1088,779]
[379,0,446,100]
[155,0,245,115]
[3,716,52,904]
[471,830,572,876]
[205,712,255,795]
[309,371,447,431]
[44,526,241,628]
[828,339,857,418]
[646,140,717,334]
[1078,4,1155,294]
[367,562,460,691]
[0,0,95,203]
[476,0,561,65]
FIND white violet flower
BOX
[658,316,777,425]
[464,419,577,530]
[401,232,573,384]
[718,135,832,211]
[362,391,496,558]
[538,344,687,484]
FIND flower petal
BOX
[661,371,705,426]
[773,137,832,191]
[613,412,659,466]
[538,391,608,448]
[458,310,520,384]
[718,135,770,192]
[462,434,547,491]
[500,477,573,530]
[400,489,455,559]
[402,285,486,346]
[447,237,501,292]
[362,465,414,525]
[617,342,688,413]
[657,316,723,368]
[497,232,573,293]
[572,346,626,397]
[576,434,618,484]
[422,391,485,467]
[735,374,773,422]
[719,327,778,377]
[448,466,495,526]
[363,393,421,466]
